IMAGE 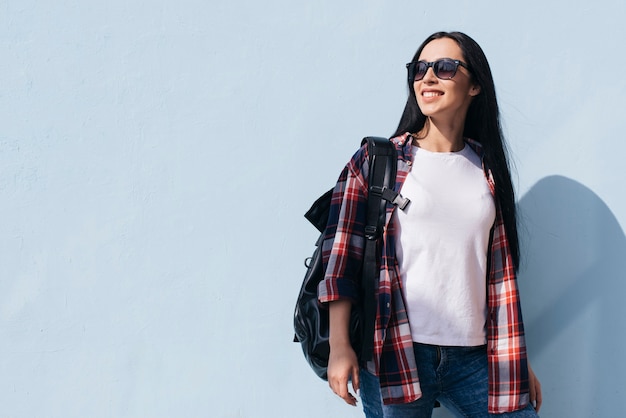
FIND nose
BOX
[422,66,437,83]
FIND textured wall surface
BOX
[1,1,624,417]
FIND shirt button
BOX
[386,303,390,308]
[407,161,412,166]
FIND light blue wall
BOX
[1,1,624,417]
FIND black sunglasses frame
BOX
[406,59,471,83]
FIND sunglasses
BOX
[406,59,470,82]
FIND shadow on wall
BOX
[517,175,626,417]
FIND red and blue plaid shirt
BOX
[318,133,530,414]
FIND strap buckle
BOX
[364,225,378,240]
[370,186,410,211]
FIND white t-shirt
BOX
[395,144,495,346]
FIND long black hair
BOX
[392,31,520,270]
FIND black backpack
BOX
[293,137,409,380]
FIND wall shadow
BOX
[517,175,626,416]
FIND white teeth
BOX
[423,91,443,97]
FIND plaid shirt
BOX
[318,133,530,414]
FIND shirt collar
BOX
[392,132,485,162]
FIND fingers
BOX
[352,364,360,393]
[328,363,360,406]
[343,392,358,406]
[532,378,542,412]
[329,376,358,406]
[528,364,542,413]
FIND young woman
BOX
[318,32,542,417]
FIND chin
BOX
[418,106,439,117]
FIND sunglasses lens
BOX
[434,60,457,79]
[412,62,428,81]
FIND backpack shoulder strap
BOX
[360,136,396,362]
[363,137,397,238]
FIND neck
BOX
[413,117,466,152]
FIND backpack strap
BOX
[359,136,407,362]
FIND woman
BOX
[318,32,542,417]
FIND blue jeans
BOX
[360,343,539,418]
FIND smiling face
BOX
[414,37,480,124]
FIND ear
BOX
[469,84,481,97]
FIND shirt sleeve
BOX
[318,144,369,304]
[486,188,530,413]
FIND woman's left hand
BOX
[528,362,542,413]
